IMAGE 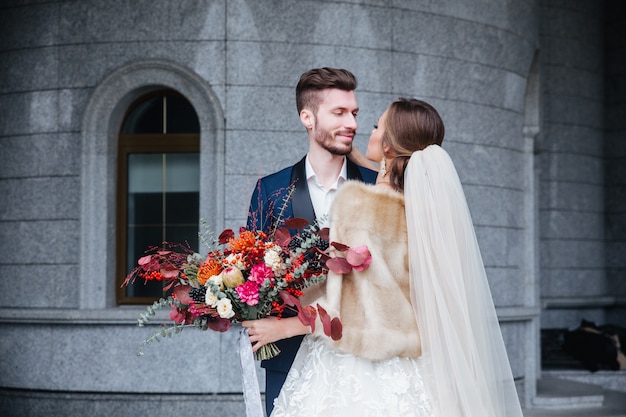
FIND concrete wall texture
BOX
[0,0,623,415]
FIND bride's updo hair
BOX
[383,98,445,191]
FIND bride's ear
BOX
[383,142,393,157]
[300,110,314,130]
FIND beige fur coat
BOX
[303,181,421,361]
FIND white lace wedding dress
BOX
[270,335,435,417]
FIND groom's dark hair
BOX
[296,67,357,114]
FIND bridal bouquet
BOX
[124,219,371,359]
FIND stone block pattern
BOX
[538,0,608,328]
[605,0,626,324]
[2,0,621,414]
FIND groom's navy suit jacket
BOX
[246,155,377,397]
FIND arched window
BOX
[116,90,200,304]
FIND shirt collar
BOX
[305,155,348,187]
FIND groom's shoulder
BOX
[259,156,305,183]
[257,163,296,188]
[357,165,378,184]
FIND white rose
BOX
[205,290,218,307]
[216,298,235,319]
[208,274,224,290]
[264,247,284,272]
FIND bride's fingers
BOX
[248,328,269,344]
[250,338,269,353]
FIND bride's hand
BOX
[348,146,379,171]
[242,316,309,352]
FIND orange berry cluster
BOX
[139,270,164,281]
[286,287,304,298]
[271,301,285,318]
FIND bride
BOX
[243,98,524,417]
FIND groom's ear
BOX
[300,109,314,130]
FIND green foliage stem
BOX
[137,297,172,327]
[137,322,192,356]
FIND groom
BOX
[246,67,377,415]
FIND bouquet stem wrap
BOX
[239,327,265,417]
[254,341,280,361]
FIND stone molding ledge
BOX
[0,306,539,325]
[542,296,626,309]
[0,307,169,325]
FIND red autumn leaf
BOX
[347,245,372,271]
[274,227,292,248]
[284,217,309,230]
[330,241,350,252]
[207,317,231,332]
[218,229,235,244]
[157,250,173,255]
[169,306,189,324]
[326,257,352,274]
[173,285,192,304]
[346,245,370,265]
[314,304,342,340]
[279,290,298,306]
[160,268,179,279]
[278,290,319,332]
[353,260,372,272]
[318,227,330,241]
[330,317,343,341]
[298,305,317,333]
[138,255,152,265]
[317,304,334,338]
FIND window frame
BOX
[116,92,200,305]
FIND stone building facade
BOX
[0,0,623,415]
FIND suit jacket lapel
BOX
[346,158,364,181]
[290,156,316,224]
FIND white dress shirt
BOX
[305,155,347,228]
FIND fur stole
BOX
[303,181,421,360]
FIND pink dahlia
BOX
[236,280,260,306]
[249,262,274,284]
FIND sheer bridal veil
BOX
[404,145,523,417]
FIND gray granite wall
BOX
[605,0,626,324]
[538,0,610,328]
[1,0,619,415]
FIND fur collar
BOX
[305,181,421,360]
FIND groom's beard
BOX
[315,128,354,156]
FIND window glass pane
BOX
[128,154,163,193]
[121,94,199,134]
[166,95,200,133]
[164,153,200,244]
[121,96,163,134]
[166,192,200,245]
[124,152,200,299]
[165,153,200,192]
